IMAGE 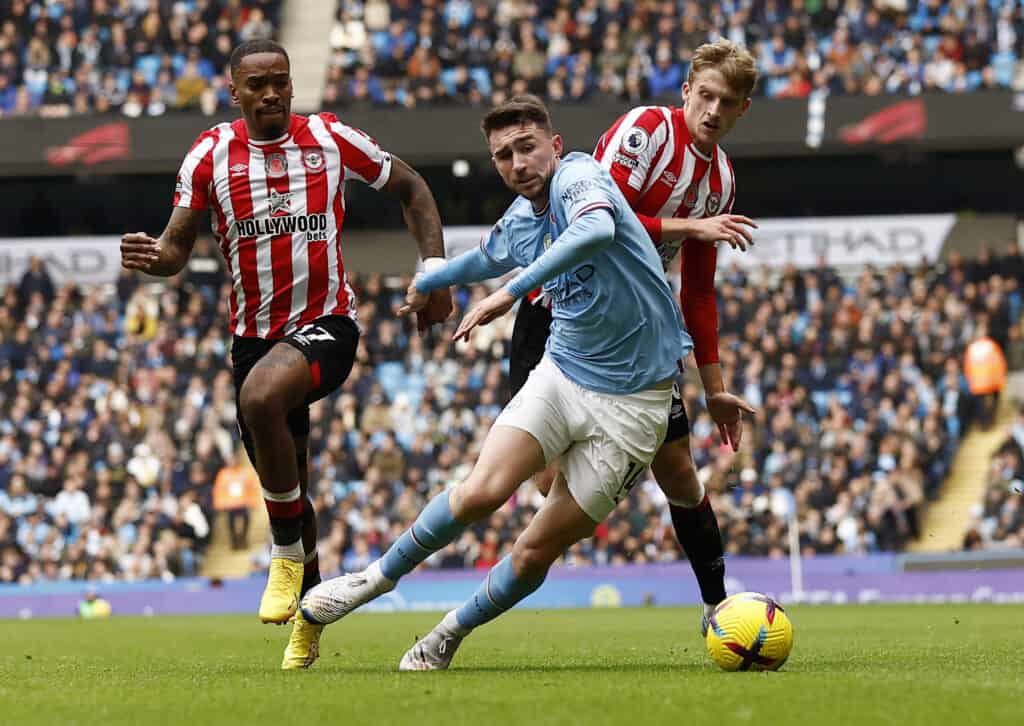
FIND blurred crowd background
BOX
[2,241,1021,585]
[2,0,1022,119]
[324,0,1024,108]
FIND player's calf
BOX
[300,498,321,597]
[652,439,727,615]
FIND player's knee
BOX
[238,379,285,431]
[450,473,512,521]
[652,443,701,506]
[511,541,554,580]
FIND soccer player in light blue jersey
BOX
[300,96,754,670]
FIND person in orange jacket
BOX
[213,452,261,550]
[964,334,1008,430]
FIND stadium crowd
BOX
[957,245,1024,551]
[1,1,1023,119]
[324,0,1024,109]
[0,0,280,118]
[963,414,1024,550]
[2,242,1021,584]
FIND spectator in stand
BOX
[0,247,1017,582]
[213,451,259,551]
[1,0,282,118]
[322,0,1024,109]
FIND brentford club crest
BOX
[682,182,700,209]
[302,150,325,172]
[265,152,287,178]
[705,191,722,216]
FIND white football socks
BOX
[271,540,304,562]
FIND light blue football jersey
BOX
[482,152,692,394]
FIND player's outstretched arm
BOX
[504,209,615,300]
[398,244,515,318]
[383,155,452,329]
[662,215,758,251]
[120,206,204,277]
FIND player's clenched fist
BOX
[690,214,758,251]
[120,232,162,273]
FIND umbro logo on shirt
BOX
[230,163,248,177]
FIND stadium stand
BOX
[0,0,282,118]
[324,0,1024,109]
[2,243,1020,583]
[963,403,1024,550]
[1,1,1022,119]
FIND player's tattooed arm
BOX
[384,155,446,259]
[120,207,202,277]
[383,155,453,330]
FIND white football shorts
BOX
[494,355,672,522]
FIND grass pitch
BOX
[1,605,1021,726]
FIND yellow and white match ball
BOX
[705,592,793,671]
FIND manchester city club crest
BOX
[303,150,325,172]
[705,191,722,216]
[265,152,288,178]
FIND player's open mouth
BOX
[701,121,719,133]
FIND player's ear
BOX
[739,97,752,117]
[681,82,690,107]
[551,133,563,158]
[229,79,239,106]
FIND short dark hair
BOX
[481,94,552,139]
[229,39,289,77]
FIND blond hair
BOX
[688,39,758,98]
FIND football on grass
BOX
[705,592,793,671]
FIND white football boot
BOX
[399,611,467,671]
[299,559,394,625]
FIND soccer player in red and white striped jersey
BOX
[120,40,452,668]
[595,40,759,630]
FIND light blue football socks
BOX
[380,490,465,582]
[454,554,547,631]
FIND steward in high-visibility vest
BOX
[964,336,1007,395]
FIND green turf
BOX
[1,605,1022,726]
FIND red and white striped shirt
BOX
[174,112,391,339]
[594,106,737,365]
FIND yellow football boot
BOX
[281,615,324,670]
[258,558,303,624]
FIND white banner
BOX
[0,236,122,285]
[442,225,492,260]
[714,213,955,269]
[1,213,956,288]
[441,214,956,270]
